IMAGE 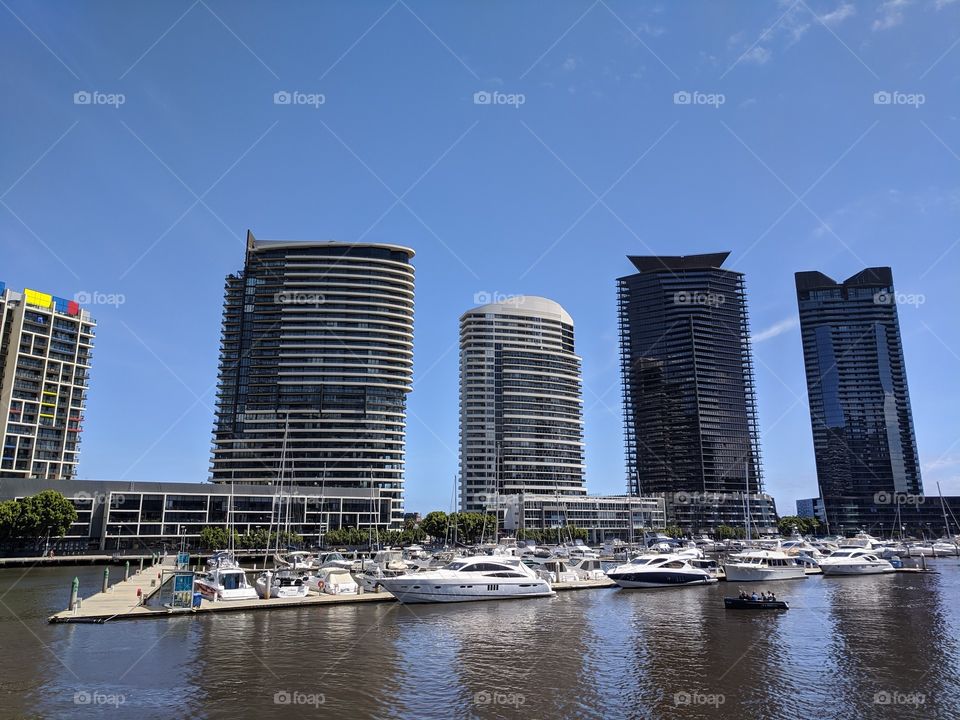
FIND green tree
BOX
[14,490,77,540]
[716,525,746,540]
[420,511,448,541]
[663,525,685,539]
[777,516,822,537]
[0,500,19,540]
[199,526,229,549]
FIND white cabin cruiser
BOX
[606,554,718,588]
[724,551,807,582]
[378,556,554,603]
[195,565,258,601]
[818,549,895,576]
[255,569,309,598]
[306,567,359,595]
[567,557,607,580]
[526,557,578,584]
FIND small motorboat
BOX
[724,596,789,610]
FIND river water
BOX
[1,561,958,719]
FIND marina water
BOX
[2,562,959,719]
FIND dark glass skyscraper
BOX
[210,231,415,529]
[618,253,762,497]
[795,267,922,530]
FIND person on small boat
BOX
[751,591,759,601]
[769,591,776,601]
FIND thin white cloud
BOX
[561,56,578,72]
[872,0,912,30]
[820,2,857,25]
[742,46,772,65]
[752,316,800,343]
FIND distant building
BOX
[617,253,763,506]
[0,478,398,552]
[795,267,922,532]
[459,296,585,513]
[500,493,665,543]
[210,231,416,529]
[0,283,95,480]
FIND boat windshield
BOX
[444,561,469,571]
[221,572,244,590]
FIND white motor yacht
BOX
[526,557,578,584]
[355,549,415,592]
[306,567,359,595]
[255,569,309,598]
[195,551,259,601]
[377,556,554,603]
[724,550,807,582]
[567,557,607,580]
[313,551,354,570]
[195,565,258,601]
[606,554,718,588]
[819,549,895,576]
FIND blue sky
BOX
[2,0,959,513]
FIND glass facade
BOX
[617,253,763,496]
[459,297,585,512]
[795,268,922,530]
[210,231,415,529]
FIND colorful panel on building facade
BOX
[24,289,52,309]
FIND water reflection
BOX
[4,564,960,719]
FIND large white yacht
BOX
[195,552,258,601]
[377,556,554,603]
[606,554,718,588]
[724,550,807,583]
[818,549,895,576]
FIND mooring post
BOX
[124,561,130,581]
[69,576,79,611]
[102,567,109,593]
[139,557,144,572]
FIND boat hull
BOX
[723,565,807,583]
[607,572,717,589]
[724,598,789,610]
[379,579,554,604]
[820,564,895,576]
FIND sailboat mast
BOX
[744,458,752,542]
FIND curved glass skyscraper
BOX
[459,296,585,513]
[210,231,415,529]
[795,267,921,532]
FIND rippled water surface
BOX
[1,561,958,719]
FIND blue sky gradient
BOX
[2,0,958,513]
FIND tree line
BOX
[0,490,78,543]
